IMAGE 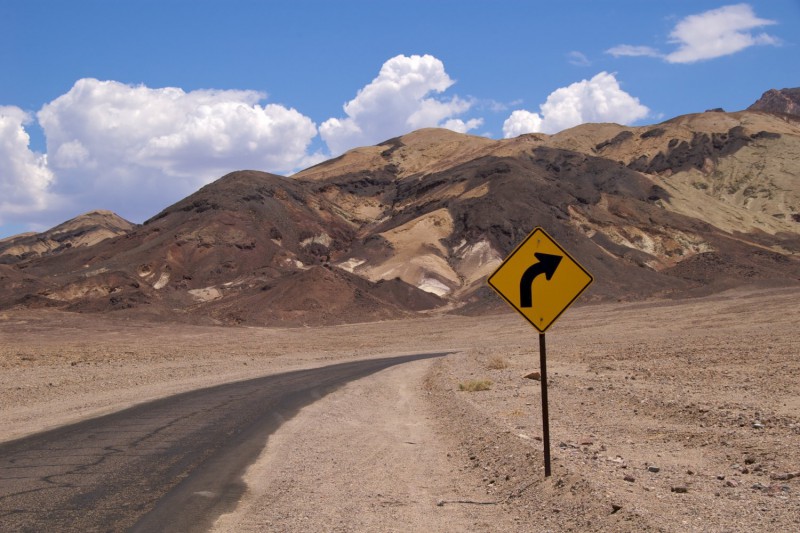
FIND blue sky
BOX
[1,1,798,238]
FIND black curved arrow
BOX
[519,253,562,308]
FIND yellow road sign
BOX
[488,227,593,332]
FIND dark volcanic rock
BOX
[628,127,752,175]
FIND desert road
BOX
[0,352,449,532]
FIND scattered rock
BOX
[611,503,623,514]
[671,486,689,494]
[579,436,594,446]
[523,371,541,381]
[648,466,660,473]
[624,475,636,483]
[752,421,764,429]
[726,479,739,487]
[770,472,797,481]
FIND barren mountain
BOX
[1,105,798,325]
[0,210,134,264]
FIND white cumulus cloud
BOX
[441,117,484,134]
[320,54,480,154]
[665,3,778,63]
[0,106,55,224]
[36,78,320,221]
[503,72,649,138]
[606,3,779,64]
[502,110,543,138]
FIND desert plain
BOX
[1,283,798,532]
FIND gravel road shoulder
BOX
[211,357,522,532]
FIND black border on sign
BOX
[487,226,594,332]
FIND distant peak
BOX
[748,87,800,117]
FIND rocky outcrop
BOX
[748,88,800,117]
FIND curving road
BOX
[0,352,448,532]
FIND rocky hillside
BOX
[748,87,800,117]
[1,105,798,326]
[0,210,134,263]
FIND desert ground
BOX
[1,284,799,532]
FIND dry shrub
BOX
[458,379,492,392]
[486,355,509,370]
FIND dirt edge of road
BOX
[2,285,799,532]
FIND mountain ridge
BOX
[1,99,798,325]
[0,210,135,264]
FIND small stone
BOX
[744,456,756,465]
[523,371,541,381]
[770,472,796,481]
[624,475,636,483]
[611,504,622,514]
[717,475,726,480]
[580,436,594,446]
[751,482,767,491]
[648,466,660,473]
[741,467,750,474]
[671,486,689,493]
[726,480,739,487]
[752,421,764,429]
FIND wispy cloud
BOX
[606,3,779,64]
[605,45,663,59]
[567,51,591,66]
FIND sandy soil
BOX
[2,285,799,531]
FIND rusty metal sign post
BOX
[487,227,593,477]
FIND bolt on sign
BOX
[487,227,593,333]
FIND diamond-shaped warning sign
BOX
[487,227,593,332]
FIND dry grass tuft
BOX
[458,379,492,392]
[486,355,509,370]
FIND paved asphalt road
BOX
[0,352,448,532]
